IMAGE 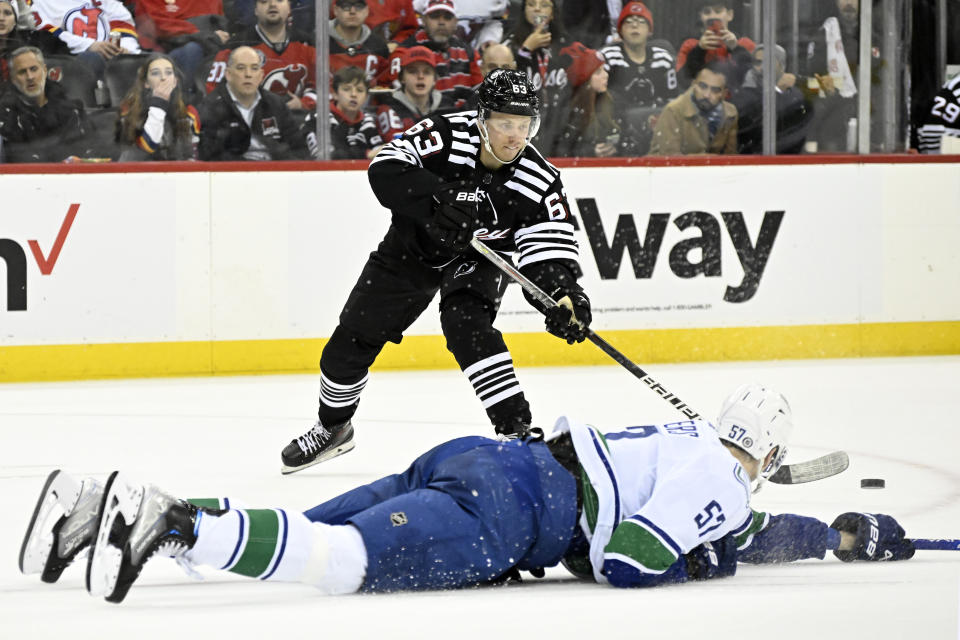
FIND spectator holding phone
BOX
[502,0,572,154]
[676,2,754,92]
[553,43,618,158]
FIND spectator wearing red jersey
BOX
[134,0,230,84]
[29,0,141,79]
[205,0,316,111]
[395,0,482,107]
[374,45,453,141]
[330,0,390,86]
[676,1,755,91]
[365,0,417,52]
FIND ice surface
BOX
[3,356,959,639]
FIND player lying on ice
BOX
[20,383,915,603]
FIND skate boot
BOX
[87,471,199,604]
[20,470,103,583]
[280,419,355,474]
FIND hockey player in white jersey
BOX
[20,383,915,602]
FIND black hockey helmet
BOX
[477,69,540,118]
[476,69,541,163]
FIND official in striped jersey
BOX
[917,73,960,154]
[600,2,677,156]
[28,384,915,602]
[278,69,591,474]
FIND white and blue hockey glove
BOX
[830,512,915,562]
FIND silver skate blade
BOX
[86,471,143,599]
[19,470,82,575]
[280,441,356,475]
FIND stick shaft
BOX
[909,538,960,550]
[469,237,700,419]
[468,237,845,485]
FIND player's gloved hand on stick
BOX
[830,512,916,562]
[684,534,738,581]
[544,288,592,344]
[428,182,482,253]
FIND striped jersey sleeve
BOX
[918,74,960,154]
[511,148,580,271]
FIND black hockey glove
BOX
[684,534,738,581]
[427,182,482,254]
[544,288,592,344]
[830,512,916,562]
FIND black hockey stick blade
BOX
[769,451,849,484]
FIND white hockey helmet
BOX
[716,383,793,492]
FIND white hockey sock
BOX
[463,352,523,409]
[185,509,367,594]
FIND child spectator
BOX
[649,63,738,156]
[676,1,754,91]
[395,0,482,106]
[601,2,677,156]
[374,46,452,141]
[329,0,390,86]
[206,0,316,112]
[327,65,382,159]
[554,43,618,158]
[116,54,199,161]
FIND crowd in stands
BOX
[0,0,955,163]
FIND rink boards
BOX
[0,157,958,381]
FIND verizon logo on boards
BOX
[1,203,79,311]
[575,198,784,303]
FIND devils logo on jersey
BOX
[262,64,309,98]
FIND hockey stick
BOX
[469,237,848,486]
[909,539,960,551]
[469,237,700,420]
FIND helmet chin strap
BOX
[478,118,526,166]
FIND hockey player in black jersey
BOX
[279,69,592,474]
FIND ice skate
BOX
[280,419,355,474]
[87,471,199,604]
[19,470,103,583]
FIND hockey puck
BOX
[860,478,886,489]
